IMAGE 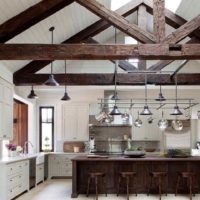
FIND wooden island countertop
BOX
[71,155,200,197]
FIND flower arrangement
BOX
[6,143,17,151]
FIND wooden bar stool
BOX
[117,172,137,200]
[175,172,195,200]
[86,172,107,200]
[147,172,167,200]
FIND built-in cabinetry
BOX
[0,77,13,140]
[62,104,89,141]
[48,154,73,179]
[36,163,44,184]
[0,160,29,200]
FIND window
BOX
[39,107,54,152]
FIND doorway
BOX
[11,99,28,148]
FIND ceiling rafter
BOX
[3,43,200,60]
[14,0,142,77]
[14,73,200,86]
[0,0,74,43]
[144,0,200,71]
[76,0,156,43]
[84,37,137,71]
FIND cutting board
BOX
[63,141,85,152]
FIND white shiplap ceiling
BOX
[0,0,200,74]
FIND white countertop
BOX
[0,154,38,164]
[0,152,88,164]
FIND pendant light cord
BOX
[145,73,147,105]
[64,60,67,93]
[49,27,54,75]
[175,75,178,106]
[114,27,118,104]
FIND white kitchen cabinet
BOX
[36,163,44,185]
[48,154,73,179]
[62,104,89,141]
[0,77,13,140]
[132,112,161,141]
[0,160,29,200]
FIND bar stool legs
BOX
[175,172,195,200]
[86,172,106,200]
[117,172,137,200]
[147,172,167,200]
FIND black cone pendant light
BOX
[44,27,59,86]
[27,85,38,99]
[171,75,183,115]
[140,74,152,115]
[61,60,71,101]
[155,85,166,101]
[110,28,121,115]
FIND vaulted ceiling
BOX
[0,0,200,86]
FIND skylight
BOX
[111,0,132,11]
[111,0,182,13]
[165,0,182,13]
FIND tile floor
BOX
[16,179,200,200]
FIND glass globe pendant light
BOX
[44,27,59,86]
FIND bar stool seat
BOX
[86,172,107,200]
[175,172,195,200]
[148,171,168,200]
[117,171,137,200]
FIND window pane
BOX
[41,123,52,151]
[47,108,52,123]
[40,107,54,152]
[41,108,48,122]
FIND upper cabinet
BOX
[0,78,13,140]
[62,104,89,141]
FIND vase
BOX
[8,150,17,157]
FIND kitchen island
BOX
[71,155,200,197]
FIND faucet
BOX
[23,141,34,155]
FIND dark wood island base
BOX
[71,156,200,198]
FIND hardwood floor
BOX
[16,179,200,200]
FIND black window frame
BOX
[39,106,54,152]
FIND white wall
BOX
[12,86,200,152]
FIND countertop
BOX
[0,154,38,164]
[0,152,87,164]
[71,155,200,162]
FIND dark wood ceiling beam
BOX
[14,0,142,76]
[143,0,200,40]
[85,37,137,71]
[148,37,199,71]
[76,0,156,43]
[2,43,200,60]
[148,60,174,71]
[0,0,74,43]
[14,73,200,86]
[153,0,165,42]
[171,60,189,77]
[138,5,147,70]
[163,14,200,43]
